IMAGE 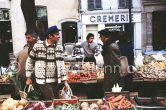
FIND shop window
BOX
[0,8,10,20]
[35,6,48,41]
[118,0,132,9]
[88,0,102,11]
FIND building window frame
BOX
[88,0,102,11]
[118,0,132,9]
[35,5,48,40]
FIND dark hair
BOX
[25,30,38,38]
[98,28,111,38]
[98,29,119,43]
[86,33,94,40]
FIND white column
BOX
[10,0,26,56]
[134,22,142,55]
[82,25,86,42]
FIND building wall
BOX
[80,0,142,55]
[142,0,166,52]
[0,0,80,55]
[35,0,79,26]
[35,0,79,44]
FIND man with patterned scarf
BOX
[25,25,69,100]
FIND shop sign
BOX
[82,13,141,24]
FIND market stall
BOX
[132,52,166,97]
[0,49,166,109]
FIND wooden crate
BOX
[79,99,109,110]
[53,96,79,110]
[104,91,130,100]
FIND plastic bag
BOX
[60,86,73,99]
[135,53,144,66]
[19,84,34,99]
[95,53,104,67]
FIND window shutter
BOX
[88,0,94,10]
[95,0,102,9]
[119,0,132,9]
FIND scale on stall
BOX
[64,43,84,62]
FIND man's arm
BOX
[25,56,34,85]
[25,45,36,85]
[94,43,101,56]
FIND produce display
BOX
[53,98,78,110]
[133,54,166,81]
[67,71,97,82]
[133,96,166,108]
[80,99,109,110]
[0,74,10,82]
[160,99,166,106]
[26,101,53,110]
[65,62,97,83]
[106,95,132,109]
[96,67,104,79]
[54,103,77,110]
[0,98,28,110]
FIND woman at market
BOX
[25,25,69,100]
[98,29,125,92]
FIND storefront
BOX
[81,12,142,55]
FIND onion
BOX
[97,99,103,105]
[0,105,8,110]
[6,98,13,103]
[90,103,98,109]
[80,102,89,108]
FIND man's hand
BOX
[95,52,100,56]
[26,77,32,85]
[64,80,70,89]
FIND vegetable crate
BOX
[79,99,109,110]
[133,96,166,109]
[104,91,130,100]
[65,62,97,83]
[104,91,132,110]
[53,96,79,110]
[24,100,53,110]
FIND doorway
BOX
[152,11,166,50]
[61,22,78,44]
[0,21,12,67]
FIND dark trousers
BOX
[38,82,59,100]
[84,57,96,64]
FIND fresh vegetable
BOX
[107,95,132,109]
[0,98,28,110]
